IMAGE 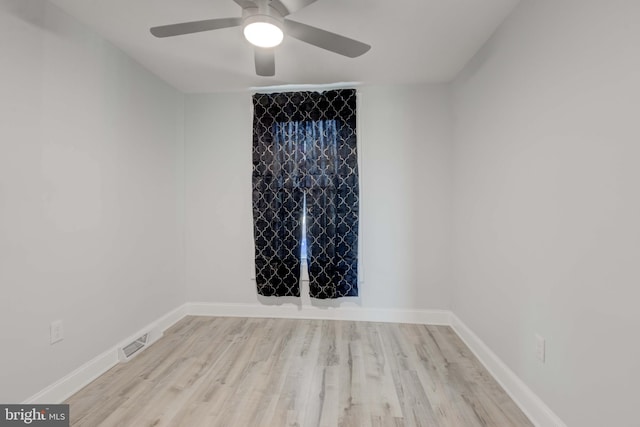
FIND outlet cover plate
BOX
[535,334,545,363]
[50,320,64,344]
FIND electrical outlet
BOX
[50,320,64,344]
[535,334,545,363]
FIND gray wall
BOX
[4,1,639,424]
[0,1,185,402]
[184,85,453,310]
[451,0,640,425]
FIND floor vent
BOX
[119,333,149,362]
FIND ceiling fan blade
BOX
[271,0,318,15]
[150,17,242,38]
[283,20,370,58]
[232,0,257,8]
[255,48,275,76]
[268,0,290,16]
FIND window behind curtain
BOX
[252,89,359,299]
[273,119,339,263]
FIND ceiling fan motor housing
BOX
[243,12,284,30]
[242,4,285,48]
[242,2,285,30]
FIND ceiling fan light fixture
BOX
[243,15,284,48]
[150,0,371,77]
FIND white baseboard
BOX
[187,302,452,325]
[23,345,119,405]
[116,303,189,362]
[23,304,189,404]
[154,304,189,334]
[23,301,565,427]
[450,314,567,427]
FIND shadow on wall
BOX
[4,0,62,35]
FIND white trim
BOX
[187,302,451,325]
[23,304,189,404]
[153,304,189,333]
[23,345,118,405]
[115,304,188,362]
[22,302,566,427]
[450,314,567,427]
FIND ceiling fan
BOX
[150,0,371,77]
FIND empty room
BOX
[1,0,638,426]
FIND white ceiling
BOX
[48,0,519,93]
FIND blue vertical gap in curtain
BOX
[252,89,359,298]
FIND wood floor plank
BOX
[377,323,439,427]
[263,319,319,427]
[66,317,533,427]
[361,322,404,419]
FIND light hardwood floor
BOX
[66,316,533,427]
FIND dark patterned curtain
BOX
[252,102,305,297]
[252,89,359,298]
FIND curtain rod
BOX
[249,82,362,94]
